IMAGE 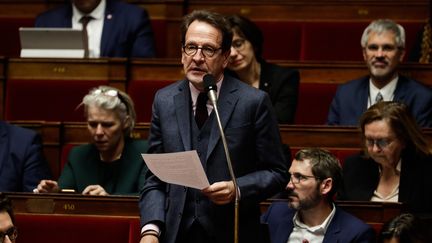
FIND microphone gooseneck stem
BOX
[211,100,240,243]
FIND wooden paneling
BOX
[188,1,428,21]
[7,58,127,90]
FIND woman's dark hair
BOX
[227,15,264,61]
[379,213,430,243]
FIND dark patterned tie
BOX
[80,16,93,58]
[375,92,383,104]
[195,92,208,129]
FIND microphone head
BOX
[203,74,217,93]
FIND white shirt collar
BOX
[72,0,106,22]
[292,203,337,234]
[368,75,398,107]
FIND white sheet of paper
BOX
[142,150,210,190]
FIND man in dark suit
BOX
[327,19,432,127]
[139,10,288,243]
[35,0,155,58]
[0,121,51,192]
[261,148,375,243]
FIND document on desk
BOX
[142,150,210,190]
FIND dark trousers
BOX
[176,221,216,243]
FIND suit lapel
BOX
[0,123,8,172]
[323,208,341,243]
[274,218,294,243]
[206,76,239,160]
[175,81,192,151]
[100,0,114,56]
[358,77,370,113]
[393,76,408,101]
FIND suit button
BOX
[195,199,200,204]
[197,136,201,141]
[197,152,201,156]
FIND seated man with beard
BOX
[261,148,375,243]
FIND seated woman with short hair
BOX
[34,86,148,195]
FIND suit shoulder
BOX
[0,122,37,140]
[336,207,371,230]
[110,0,149,15]
[35,4,69,20]
[401,77,432,95]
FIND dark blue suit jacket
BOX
[0,121,51,192]
[327,75,432,127]
[261,202,375,243]
[35,0,155,58]
[139,76,288,243]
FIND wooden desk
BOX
[4,192,140,243]
[7,58,127,90]
[4,192,139,216]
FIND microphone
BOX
[203,73,217,105]
[202,73,240,243]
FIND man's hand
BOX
[82,185,109,196]
[34,180,60,193]
[201,181,236,205]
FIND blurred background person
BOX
[339,101,432,215]
[35,86,148,196]
[0,194,18,243]
[0,120,51,192]
[35,0,155,58]
[327,19,432,127]
[379,213,431,243]
[226,15,299,124]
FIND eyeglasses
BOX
[183,44,221,58]
[288,172,320,184]
[365,138,393,149]
[0,226,18,243]
[231,39,246,51]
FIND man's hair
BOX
[227,15,264,61]
[81,85,136,136]
[360,101,432,158]
[180,10,233,53]
[361,19,405,49]
[294,148,342,201]
[0,194,14,224]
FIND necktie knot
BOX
[375,92,383,104]
[195,92,208,129]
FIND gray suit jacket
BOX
[139,75,288,243]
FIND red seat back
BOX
[5,79,108,121]
[294,83,338,125]
[128,79,175,122]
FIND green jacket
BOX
[59,138,148,195]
